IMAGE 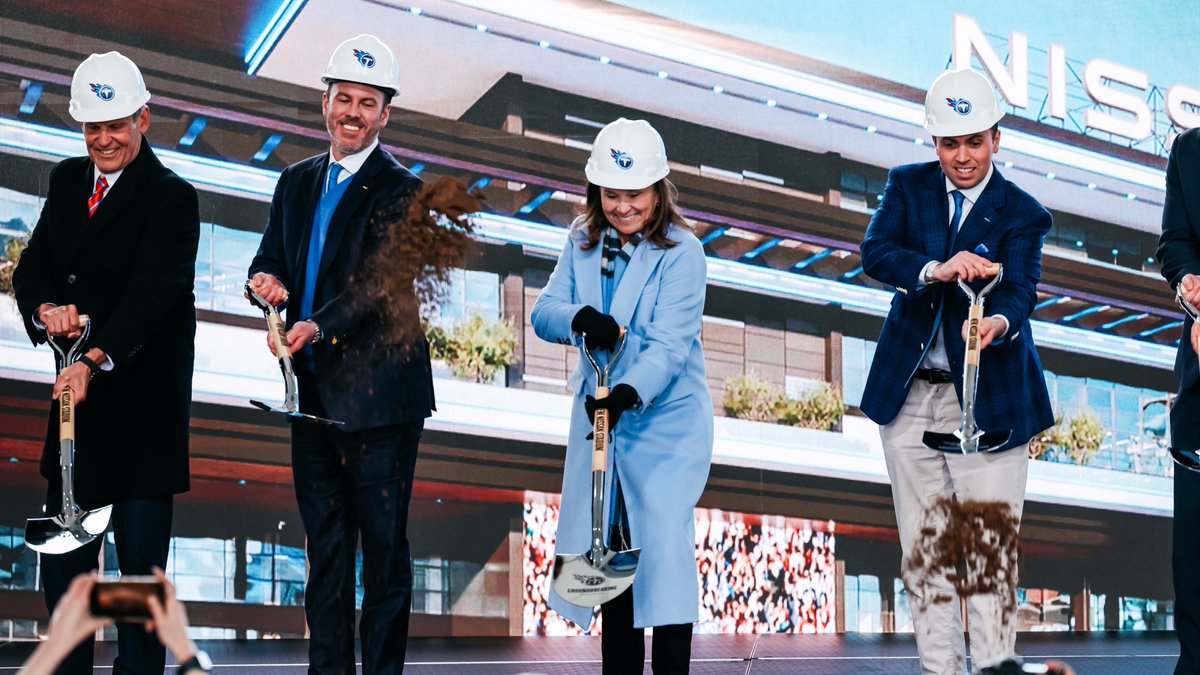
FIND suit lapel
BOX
[921,168,952,259]
[291,157,326,277]
[63,143,158,266]
[316,147,387,281]
[575,233,603,311]
[608,238,667,328]
[52,163,94,256]
[952,169,1008,256]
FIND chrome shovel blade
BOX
[80,505,113,536]
[24,506,112,555]
[552,547,641,607]
[249,400,344,426]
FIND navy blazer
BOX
[1158,127,1200,393]
[249,146,434,431]
[13,143,199,507]
[859,161,1054,451]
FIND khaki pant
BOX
[880,379,1029,675]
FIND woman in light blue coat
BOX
[531,118,714,674]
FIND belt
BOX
[913,368,954,384]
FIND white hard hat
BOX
[584,118,670,190]
[322,34,400,98]
[68,52,151,123]
[924,68,1005,138]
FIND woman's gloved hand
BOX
[572,306,620,351]
[586,384,640,434]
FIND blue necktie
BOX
[300,163,343,320]
[945,190,965,257]
[926,190,966,357]
[327,162,344,193]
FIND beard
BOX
[326,115,379,156]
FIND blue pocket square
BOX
[974,243,989,254]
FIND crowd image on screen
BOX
[522,496,837,635]
[694,510,836,634]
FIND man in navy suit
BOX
[248,34,434,675]
[1157,127,1200,675]
[860,68,1054,674]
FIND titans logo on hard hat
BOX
[352,49,376,69]
[89,83,115,101]
[945,97,972,116]
[610,149,633,170]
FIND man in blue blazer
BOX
[248,34,434,675]
[1156,126,1200,675]
[860,68,1054,674]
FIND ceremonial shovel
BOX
[1170,290,1200,472]
[25,315,114,554]
[552,328,640,607]
[923,263,1013,454]
[245,282,343,426]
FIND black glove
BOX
[585,383,640,436]
[572,306,620,351]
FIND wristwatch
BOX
[179,650,212,674]
[305,319,324,344]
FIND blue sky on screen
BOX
[611,1,1199,92]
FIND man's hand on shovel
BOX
[1180,273,1200,309]
[38,304,85,339]
[247,272,288,307]
[1180,274,1200,354]
[962,315,1006,351]
[265,321,317,356]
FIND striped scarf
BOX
[601,228,643,278]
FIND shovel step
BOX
[1172,446,1200,473]
[923,430,1012,454]
[250,400,344,426]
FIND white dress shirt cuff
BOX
[919,261,938,287]
[994,314,1010,337]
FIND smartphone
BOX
[89,577,165,621]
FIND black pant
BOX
[1175,391,1200,675]
[601,588,693,675]
[293,375,424,675]
[41,493,173,675]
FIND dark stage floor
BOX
[0,632,1180,673]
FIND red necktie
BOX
[87,176,108,217]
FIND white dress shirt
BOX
[919,163,1008,371]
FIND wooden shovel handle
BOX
[267,311,290,360]
[592,385,610,471]
[982,262,1001,277]
[965,304,984,366]
[59,386,75,442]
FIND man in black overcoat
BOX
[13,51,199,675]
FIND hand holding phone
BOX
[144,568,199,667]
[88,576,165,622]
